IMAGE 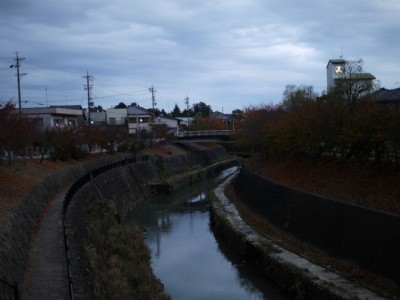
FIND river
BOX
[126,167,290,300]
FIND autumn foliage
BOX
[236,95,400,163]
[0,101,132,164]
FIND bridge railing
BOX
[175,130,233,138]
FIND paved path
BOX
[22,189,69,300]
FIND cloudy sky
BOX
[0,0,399,113]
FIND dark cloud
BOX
[0,0,399,112]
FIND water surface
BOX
[127,167,289,300]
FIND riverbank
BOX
[210,173,389,300]
[211,154,400,299]
[0,142,232,298]
[246,153,400,215]
[64,144,238,299]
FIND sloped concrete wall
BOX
[0,145,227,290]
[0,154,132,288]
[233,165,400,284]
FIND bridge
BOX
[173,129,251,157]
[175,130,233,140]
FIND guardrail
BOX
[0,278,18,300]
[175,130,233,137]
[62,154,149,300]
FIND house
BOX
[20,105,84,130]
[175,117,195,127]
[369,87,400,110]
[127,105,153,135]
[210,111,234,129]
[107,108,128,126]
[154,115,180,135]
[89,111,106,125]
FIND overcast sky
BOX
[1,0,399,113]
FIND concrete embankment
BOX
[0,143,233,298]
[210,172,387,300]
[0,153,132,290]
[65,145,237,299]
[233,164,400,287]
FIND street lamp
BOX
[137,118,143,139]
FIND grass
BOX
[83,199,170,300]
[0,154,111,230]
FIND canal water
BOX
[126,167,290,300]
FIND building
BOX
[326,59,375,93]
[369,87,400,110]
[106,108,128,126]
[20,105,84,130]
[327,59,346,92]
[175,117,195,127]
[127,105,153,135]
[210,111,234,130]
[89,111,106,125]
[154,115,179,135]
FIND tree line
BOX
[236,86,400,163]
[114,101,215,118]
[0,101,144,165]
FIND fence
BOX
[0,278,18,300]
[62,154,149,300]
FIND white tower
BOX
[326,59,345,92]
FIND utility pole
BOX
[83,71,93,123]
[149,85,157,139]
[184,96,190,130]
[10,52,27,117]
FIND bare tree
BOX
[334,58,376,113]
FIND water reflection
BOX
[126,167,289,300]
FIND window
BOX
[67,119,77,127]
[53,118,63,127]
[109,117,116,125]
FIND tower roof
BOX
[326,59,346,68]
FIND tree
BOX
[78,123,104,154]
[334,58,377,114]
[191,116,224,131]
[0,101,38,165]
[235,104,284,153]
[171,104,181,117]
[115,102,127,109]
[95,105,104,112]
[232,109,243,121]
[282,84,317,112]
[192,102,213,117]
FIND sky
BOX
[0,0,399,114]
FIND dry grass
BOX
[0,153,110,230]
[240,153,400,297]
[246,154,400,215]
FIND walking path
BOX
[22,189,68,300]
